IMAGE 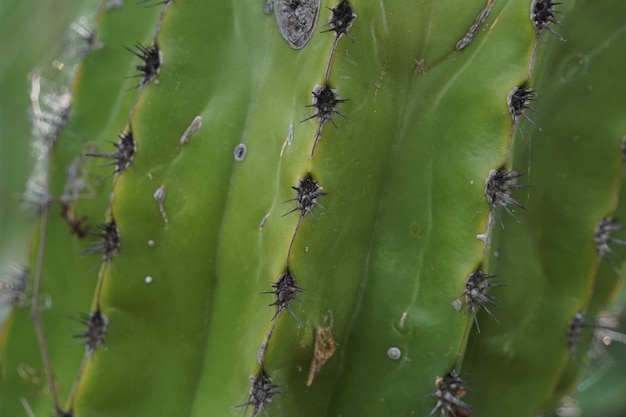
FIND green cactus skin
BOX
[1,1,626,417]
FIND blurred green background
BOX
[0,2,624,416]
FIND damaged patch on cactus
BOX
[272,0,321,49]
[429,369,473,417]
[508,86,540,130]
[82,220,120,263]
[455,0,496,50]
[153,185,168,224]
[237,369,282,417]
[531,0,563,40]
[125,43,162,86]
[302,85,348,156]
[264,267,304,322]
[595,217,626,263]
[72,309,108,355]
[283,173,327,221]
[485,168,528,223]
[321,0,357,41]
[85,130,136,176]
[307,311,338,386]
[454,269,503,332]
[178,115,203,145]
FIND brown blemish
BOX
[306,311,338,386]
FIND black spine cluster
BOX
[456,269,503,332]
[238,369,282,417]
[72,309,108,355]
[86,130,136,176]
[265,268,304,322]
[531,0,562,38]
[430,370,473,417]
[82,220,120,263]
[322,1,357,40]
[303,85,348,128]
[284,174,327,221]
[595,217,626,260]
[508,86,537,125]
[485,168,528,222]
[125,43,162,86]
[566,312,587,353]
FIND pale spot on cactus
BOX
[178,115,202,145]
[259,213,270,231]
[147,239,155,247]
[387,347,402,360]
[28,72,72,146]
[125,43,162,86]
[429,370,473,417]
[144,276,153,284]
[280,124,294,156]
[153,185,168,224]
[272,0,321,49]
[307,311,338,386]
[234,144,247,161]
[257,330,273,365]
[456,0,496,51]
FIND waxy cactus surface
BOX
[1,1,626,417]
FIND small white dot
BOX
[147,240,155,247]
[387,347,402,360]
[470,180,474,185]
[145,276,153,284]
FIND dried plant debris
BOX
[264,268,304,322]
[429,370,473,417]
[531,0,563,39]
[321,1,357,41]
[307,311,338,386]
[0,264,29,307]
[72,309,108,355]
[86,130,136,176]
[595,217,626,266]
[453,269,503,332]
[237,369,283,417]
[82,220,120,263]
[125,43,162,86]
[485,168,528,223]
[271,0,321,49]
[508,85,540,129]
[283,174,327,221]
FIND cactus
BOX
[1,1,626,416]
